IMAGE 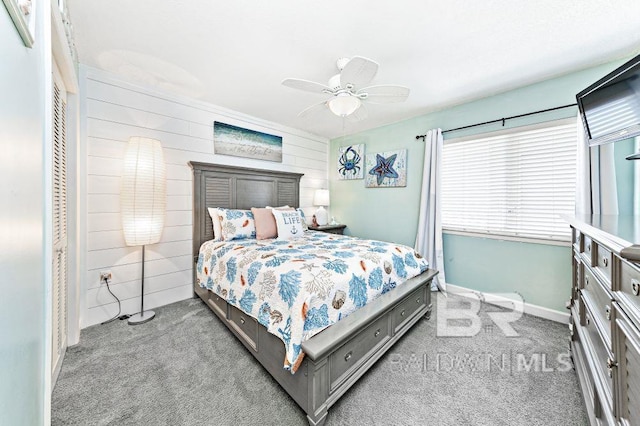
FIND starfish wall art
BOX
[365,149,407,188]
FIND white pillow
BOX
[207,207,223,241]
[272,209,305,240]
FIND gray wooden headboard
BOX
[189,162,304,265]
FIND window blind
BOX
[441,119,576,242]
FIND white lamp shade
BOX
[328,94,361,117]
[121,137,166,246]
[313,189,330,207]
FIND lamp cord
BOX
[100,276,129,324]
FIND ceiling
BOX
[67,0,640,139]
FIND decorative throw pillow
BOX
[207,207,223,241]
[251,207,279,240]
[272,209,305,240]
[296,208,309,231]
[218,208,256,241]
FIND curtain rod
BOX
[415,103,577,141]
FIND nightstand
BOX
[308,224,346,235]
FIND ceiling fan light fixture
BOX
[328,94,361,117]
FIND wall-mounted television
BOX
[577,53,640,153]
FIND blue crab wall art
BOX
[337,144,365,180]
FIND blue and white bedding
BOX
[196,231,429,372]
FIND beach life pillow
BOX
[207,207,223,241]
[218,208,256,241]
[272,209,305,240]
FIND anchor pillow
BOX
[272,209,305,240]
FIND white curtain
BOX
[415,128,446,292]
[575,114,619,215]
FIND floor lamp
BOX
[121,137,166,325]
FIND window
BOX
[441,118,576,243]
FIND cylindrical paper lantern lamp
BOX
[121,137,166,325]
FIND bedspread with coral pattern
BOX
[196,231,429,373]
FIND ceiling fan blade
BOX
[340,56,379,88]
[346,103,368,122]
[282,78,331,94]
[359,85,410,104]
[297,99,330,119]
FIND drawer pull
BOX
[586,316,590,326]
[585,276,589,286]
[400,310,406,317]
[344,351,352,362]
[416,298,421,304]
[374,329,380,338]
[587,244,591,252]
[607,357,617,378]
[605,305,610,321]
[240,317,245,325]
[602,257,608,267]
[632,279,640,296]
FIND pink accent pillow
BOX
[252,208,278,240]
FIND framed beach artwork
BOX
[3,0,35,47]
[365,149,407,188]
[213,121,283,163]
[337,144,364,180]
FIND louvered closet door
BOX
[52,62,68,383]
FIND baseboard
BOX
[444,283,570,324]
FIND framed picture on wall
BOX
[337,144,364,180]
[3,0,36,47]
[213,121,283,163]
[365,149,407,188]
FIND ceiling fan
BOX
[282,56,410,121]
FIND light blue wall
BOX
[614,138,637,215]
[0,5,48,424]
[330,59,630,314]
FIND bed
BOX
[189,162,438,425]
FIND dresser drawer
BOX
[612,303,640,426]
[228,305,258,350]
[618,260,640,323]
[580,301,614,410]
[572,255,582,303]
[593,242,613,286]
[582,267,613,345]
[392,287,427,333]
[573,228,582,253]
[583,235,593,265]
[330,312,390,389]
[570,315,594,410]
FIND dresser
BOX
[566,214,640,426]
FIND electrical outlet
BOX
[100,270,112,283]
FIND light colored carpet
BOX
[52,294,587,425]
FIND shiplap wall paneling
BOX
[81,66,329,326]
